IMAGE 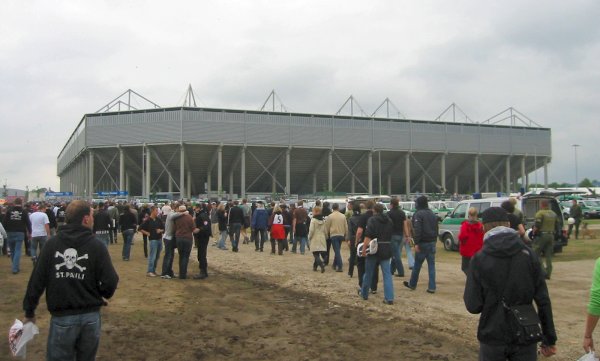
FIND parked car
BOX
[429,201,455,221]
[559,200,571,219]
[578,199,600,219]
[438,191,568,253]
[399,201,416,218]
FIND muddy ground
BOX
[0,232,598,360]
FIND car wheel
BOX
[442,233,454,251]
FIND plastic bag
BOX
[8,319,39,358]
[577,351,599,361]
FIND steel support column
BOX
[441,153,446,193]
[543,158,548,188]
[454,175,458,195]
[328,150,333,192]
[368,151,373,194]
[88,150,94,198]
[119,147,125,191]
[241,147,246,199]
[286,148,291,195]
[217,145,223,197]
[145,146,151,198]
[230,171,234,199]
[506,157,511,194]
[179,145,185,198]
[187,171,192,199]
[474,155,480,193]
[405,153,410,196]
[521,157,526,192]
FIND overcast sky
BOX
[1,0,599,191]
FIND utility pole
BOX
[573,144,581,190]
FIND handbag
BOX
[504,303,543,345]
[356,238,378,256]
[499,252,544,345]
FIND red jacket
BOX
[458,220,484,257]
[269,212,286,240]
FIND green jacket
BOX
[589,258,600,316]
[534,209,557,233]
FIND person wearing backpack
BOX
[464,207,557,360]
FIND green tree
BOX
[579,178,593,187]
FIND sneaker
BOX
[426,289,436,294]
[147,272,157,277]
[161,274,172,279]
[371,290,377,294]
[383,300,394,305]
[403,281,416,290]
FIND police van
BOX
[438,190,568,252]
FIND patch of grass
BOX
[125,309,154,323]
[555,238,600,262]
[583,219,600,225]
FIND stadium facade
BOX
[57,103,552,200]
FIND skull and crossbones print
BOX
[55,248,88,272]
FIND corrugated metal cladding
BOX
[78,108,551,153]
[58,107,552,196]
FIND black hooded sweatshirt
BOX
[365,213,393,260]
[23,224,119,318]
[464,226,556,346]
[412,198,438,244]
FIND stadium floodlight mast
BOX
[573,144,581,190]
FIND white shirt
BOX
[161,205,172,216]
[29,211,49,237]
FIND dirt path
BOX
[0,233,596,360]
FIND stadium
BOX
[57,88,552,200]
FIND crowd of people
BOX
[7,193,600,360]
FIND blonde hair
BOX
[312,206,322,215]
[468,207,478,220]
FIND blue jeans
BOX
[95,233,110,247]
[293,236,308,254]
[176,237,193,279]
[330,235,344,270]
[161,237,175,277]
[30,236,47,259]
[230,223,242,250]
[408,242,436,291]
[47,311,101,361]
[7,232,24,273]
[390,234,405,276]
[121,229,134,260]
[218,230,228,249]
[361,256,393,302]
[147,239,162,273]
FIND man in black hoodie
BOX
[404,195,438,293]
[464,207,557,360]
[23,200,119,361]
[3,198,32,274]
[360,203,394,304]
